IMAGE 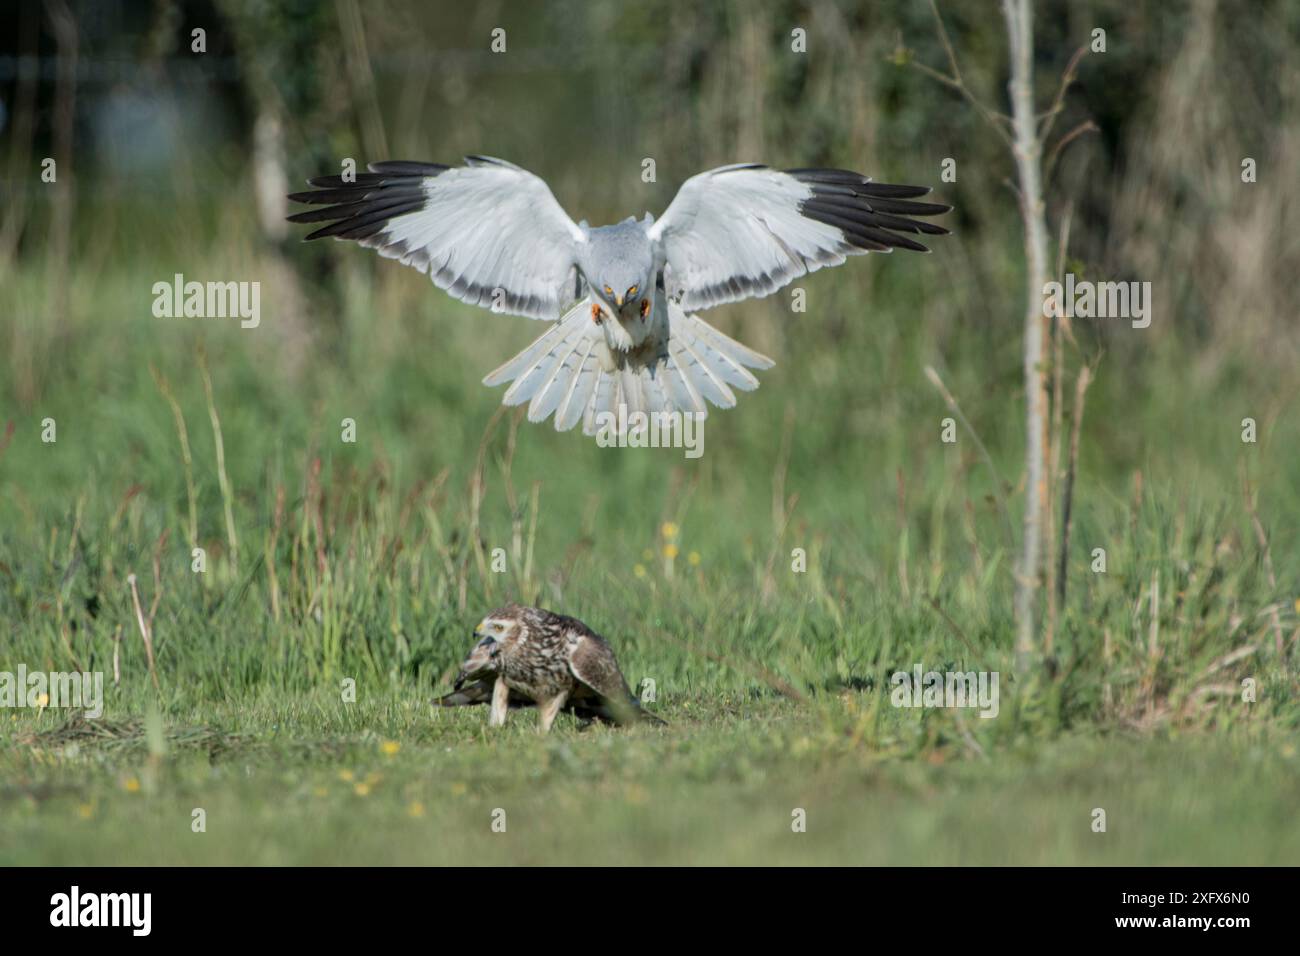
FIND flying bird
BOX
[435,604,660,732]
[288,157,949,436]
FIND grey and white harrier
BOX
[288,157,949,435]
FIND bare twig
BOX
[896,468,911,601]
[198,351,239,571]
[923,365,1015,550]
[467,405,510,609]
[926,594,981,659]
[1038,44,1090,143]
[910,0,1015,146]
[1043,205,1074,655]
[1145,573,1160,715]
[127,573,161,692]
[1241,465,1285,658]
[1056,364,1093,611]
[762,405,797,601]
[1044,119,1099,187]
[150,365,199,552]
[267,484,284,622]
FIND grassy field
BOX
[6,700,1300,866]
[2,233,1297,865]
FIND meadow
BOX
[3,233,1297,864]
[2,0,1298,865]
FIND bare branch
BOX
[923,365,1015,550]
[1039,44,1090,143]
[1056,363,1094,611]
[1045,119,1099,188]
[903,0,1015,147]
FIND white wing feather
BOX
[647,165,853,312]
[648,164,948,312]
[291,157,587,321]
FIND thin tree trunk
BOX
[1003,0,1050,671]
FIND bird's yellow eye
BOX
[627,285,638,297]
[604,285,613,296]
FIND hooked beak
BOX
[614,294,624,307]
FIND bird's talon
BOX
[591,303,604,325]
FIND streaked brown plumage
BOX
[435,604,662,732]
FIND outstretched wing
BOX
[647,165,950,312]
[288,157,588,320]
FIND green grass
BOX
[5,697,1299,865]
[3,238,1298,865]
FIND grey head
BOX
[579,216,656,322]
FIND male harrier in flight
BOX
[289,157,948,436]
[435,604,661,732]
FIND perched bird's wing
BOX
[434,679,494,707]
[566,631,659,725]
[434,679,537,710]
[288,157,588,320]
[567,695,666,726]
[647,165,950,312]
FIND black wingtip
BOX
[788,168,951,253]
[286,163,436,241]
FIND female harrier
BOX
[436,604,660,732]
[289,158,948,436]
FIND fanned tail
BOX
[483,296,774,438]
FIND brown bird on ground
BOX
[435,604,662,732]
